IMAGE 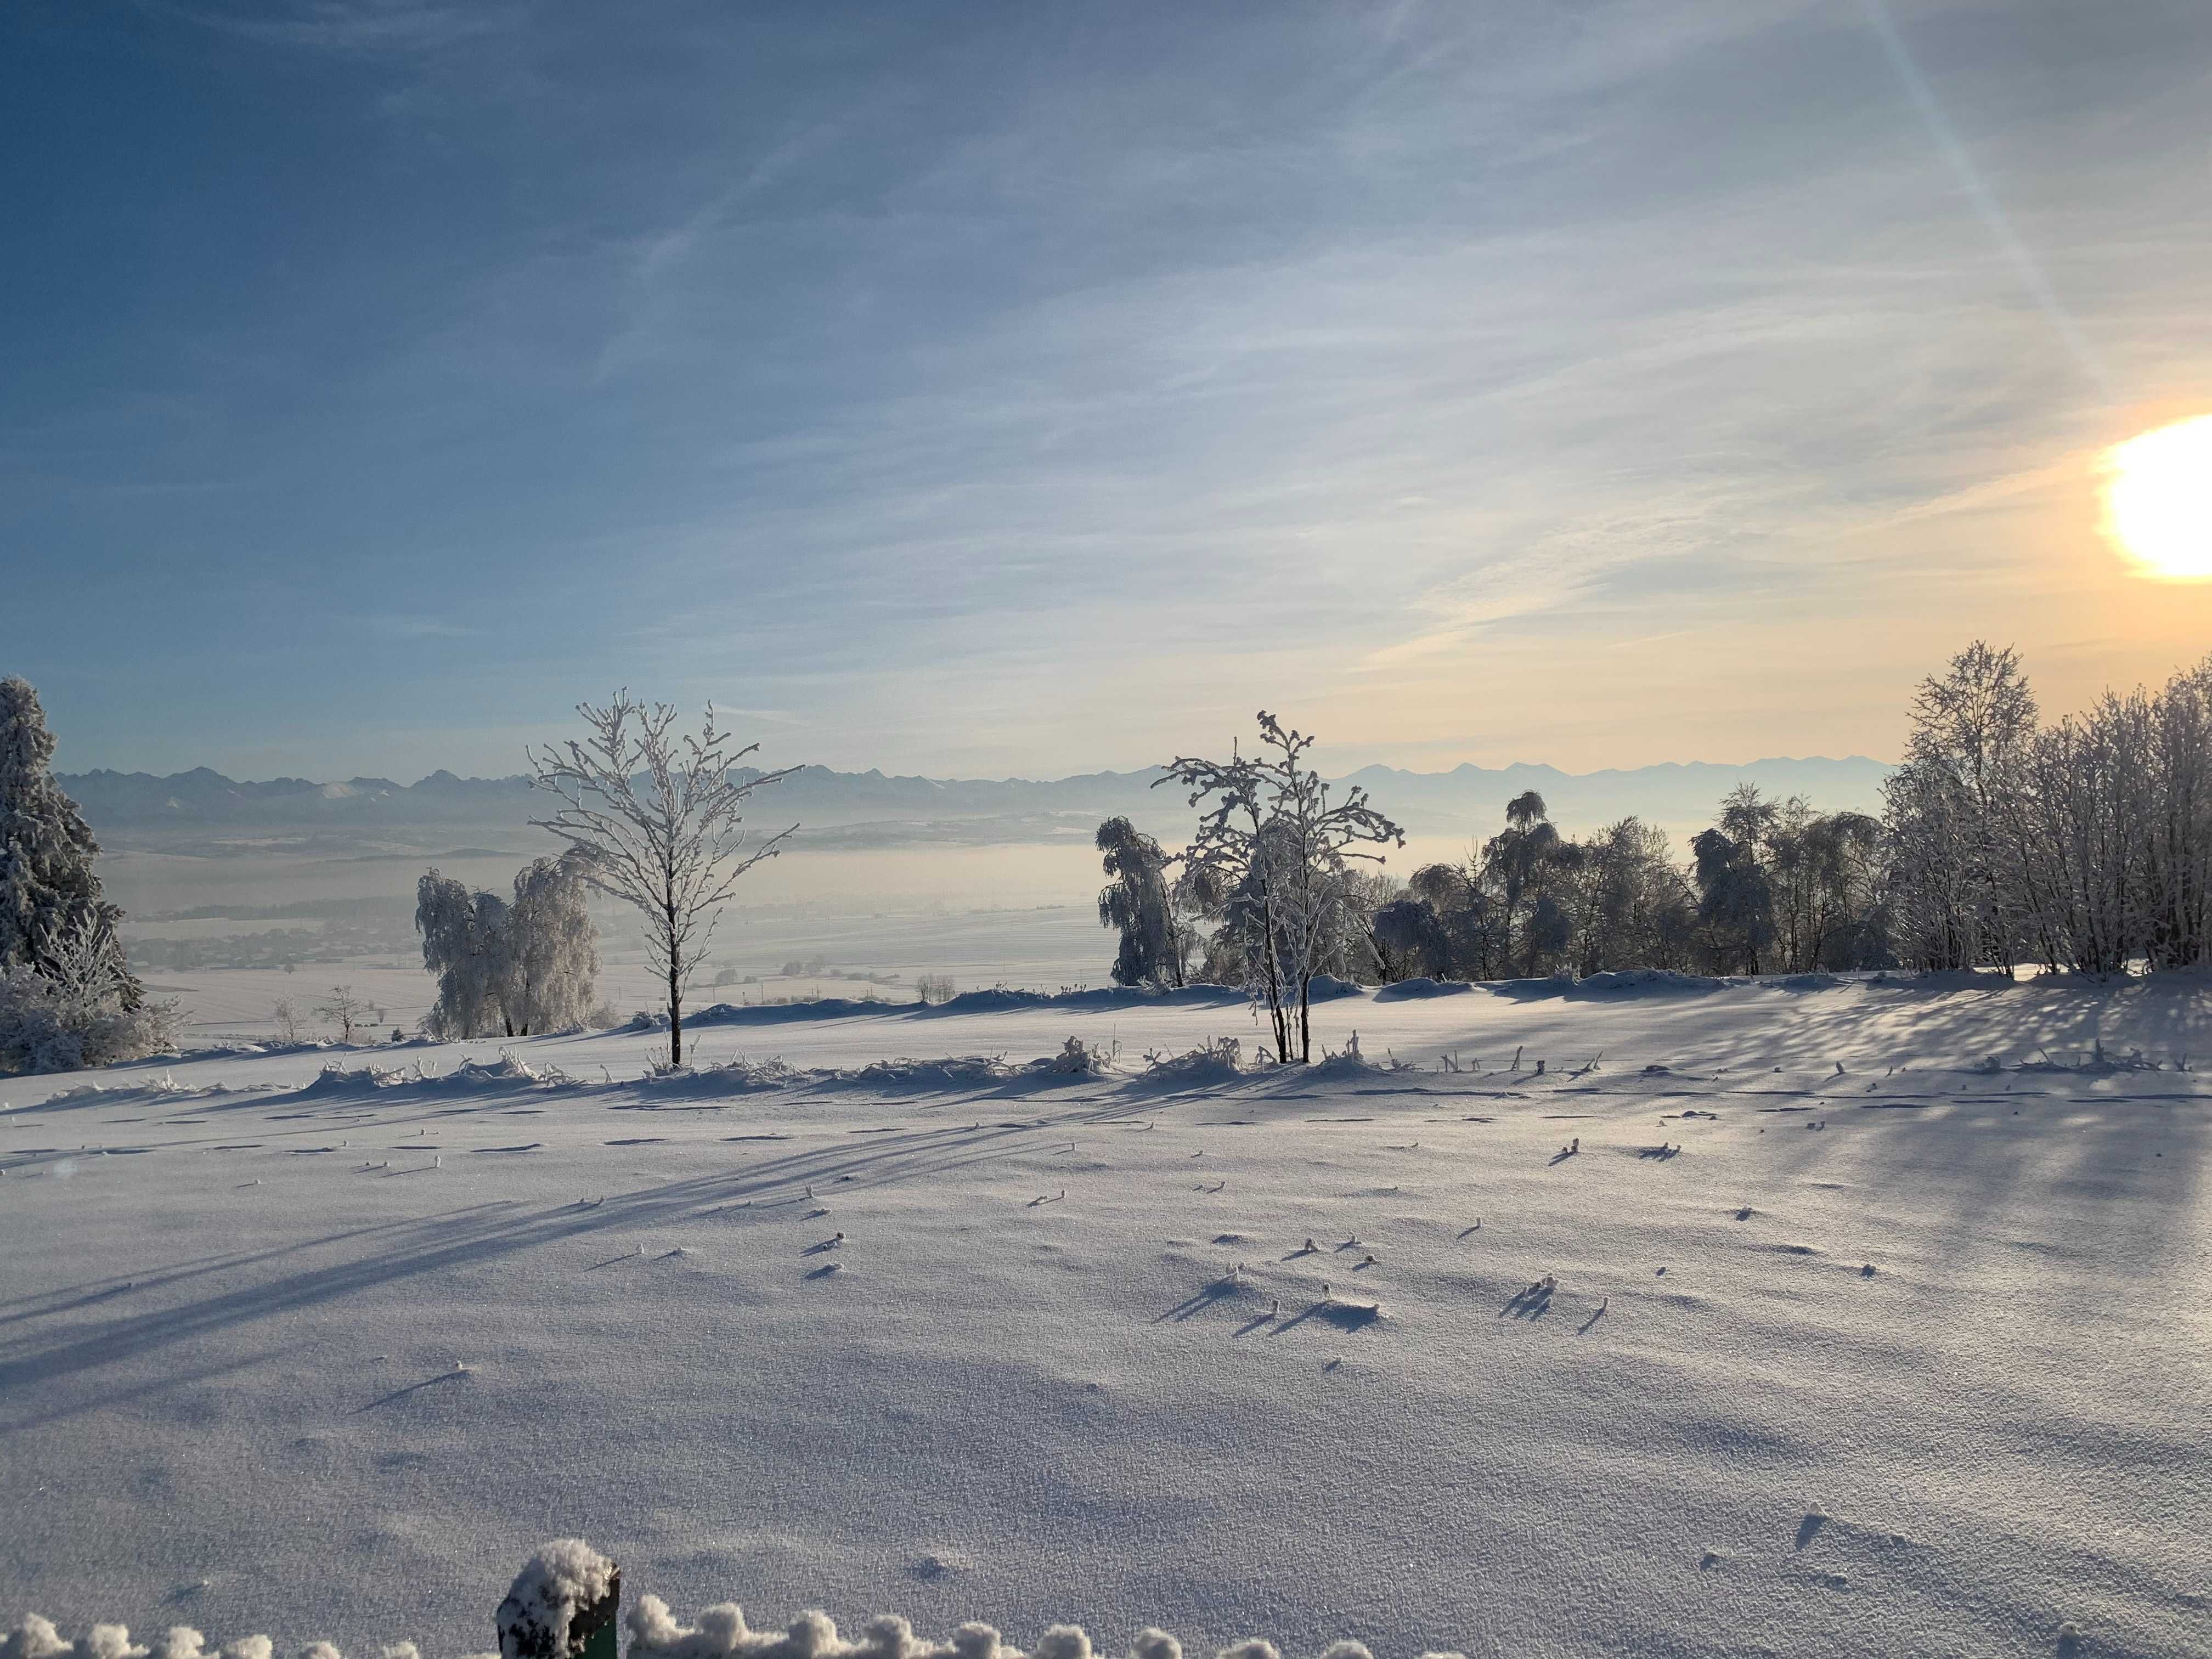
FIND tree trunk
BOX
[668,960,684,1068]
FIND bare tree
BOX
[272,997,302,1045]
[528,692,798,1067]
[317,984,371,1043]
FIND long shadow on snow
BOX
[0,1113,1160,1423]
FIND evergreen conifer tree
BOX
[0,677,140,1006]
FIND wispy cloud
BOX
[13,1,2212,778]
[159,0,523,55]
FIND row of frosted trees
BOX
[1103,645,2212,996]
[1098,772,1888,1002]
[1364,783,1887,983]
[1886,642,2212,976]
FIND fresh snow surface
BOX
[2,975,2207,1659]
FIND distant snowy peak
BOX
[61,754,1894,845]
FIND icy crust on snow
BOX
[0,1621,428,1659]
[624,1598,1461,1659]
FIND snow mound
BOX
[834,1056,1013,1088]
[623,987,1255,1029]
[625,1595,1460,1659]
[190,1040,336,1059]
[1775,972,1842,992]
[430,1054,582,1091]
[36,1075,230,1104]
[1486,974,1579,999]
[0,1618,390,1659]
[685,1000,888,1025]
[496,1540,618,1659]
[637,1056,804,1096]
[1139,1037,1245,1084]
[924,985,1249,1017]
[289,1054,581,1099]
[1025,1037,1112,1076]
[1573,969,1728,995]
[290,1064,409,1097]
[1370,978,1472,1001]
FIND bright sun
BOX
[2102,414,2212,580]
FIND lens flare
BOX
[2101,414,2212,580]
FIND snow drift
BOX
[624,1596,1464,1659]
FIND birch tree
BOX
[529,693,796,1066]
[417,851,600,1039]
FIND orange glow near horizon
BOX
[2102,414,2212,580]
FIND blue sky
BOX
[5,1,2210,781]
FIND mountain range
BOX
[63,757,1894,855]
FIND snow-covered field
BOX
[3,976,2207,1659]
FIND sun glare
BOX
[2101,414,2212,580]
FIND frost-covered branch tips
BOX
[527,691,798,1066]
[1158,712,1402,1063]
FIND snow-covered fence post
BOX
[496,1541,621,1659]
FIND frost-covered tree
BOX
[317,985,371,1043]
[1565,817,1698,974]
[529,693,795,1067]
[0,679,174,1074]
[2015,701,2139,975]
[1095,816,1182,989]
[417,852,600,1039]
[1691,822,1774,975]
[1883,642,2040,972]
[503,851,600,1031]
[416,870,512,1040]
[2135,659,2212,969]
[1160,712,1402,1063]
[0,677,138,1003]
[0,915,177,1074]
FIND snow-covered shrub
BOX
[1140,1036,1244,1083]
[636,1055,802,1094]
[1031,1036,1110,1075]
[838,1056,1011,1088]
[0,963,178,1075]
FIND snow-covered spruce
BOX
[0,677,175,1075]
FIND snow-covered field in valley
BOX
[3,975,2207,1659]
